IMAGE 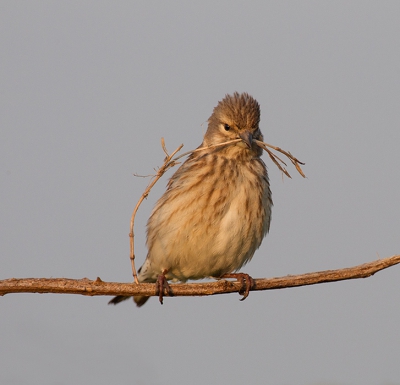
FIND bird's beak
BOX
[239,131,253,148]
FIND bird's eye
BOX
[224,124,231,131]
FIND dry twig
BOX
[254,139,306,178]
[1,255,399,299]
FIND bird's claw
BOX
[220,273,254,301]
[155,272,171,305]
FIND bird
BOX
[109,92,272,307]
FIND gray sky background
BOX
[1,2,400,384]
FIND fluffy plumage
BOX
[109,92,272,306]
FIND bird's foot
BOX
[220,273,254,301]
[156,270,171,305]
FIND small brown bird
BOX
[109,92,272,306]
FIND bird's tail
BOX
[133,295,150,307]
[108,295,131,305]
[108,294,150,307]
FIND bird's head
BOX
[204,92,263,157]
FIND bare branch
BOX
[1,255,399,300]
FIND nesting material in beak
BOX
[239,131,253,148]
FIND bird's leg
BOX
[155,269,171,305]
[220,273,254,301]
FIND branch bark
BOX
[1,255,399,300]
